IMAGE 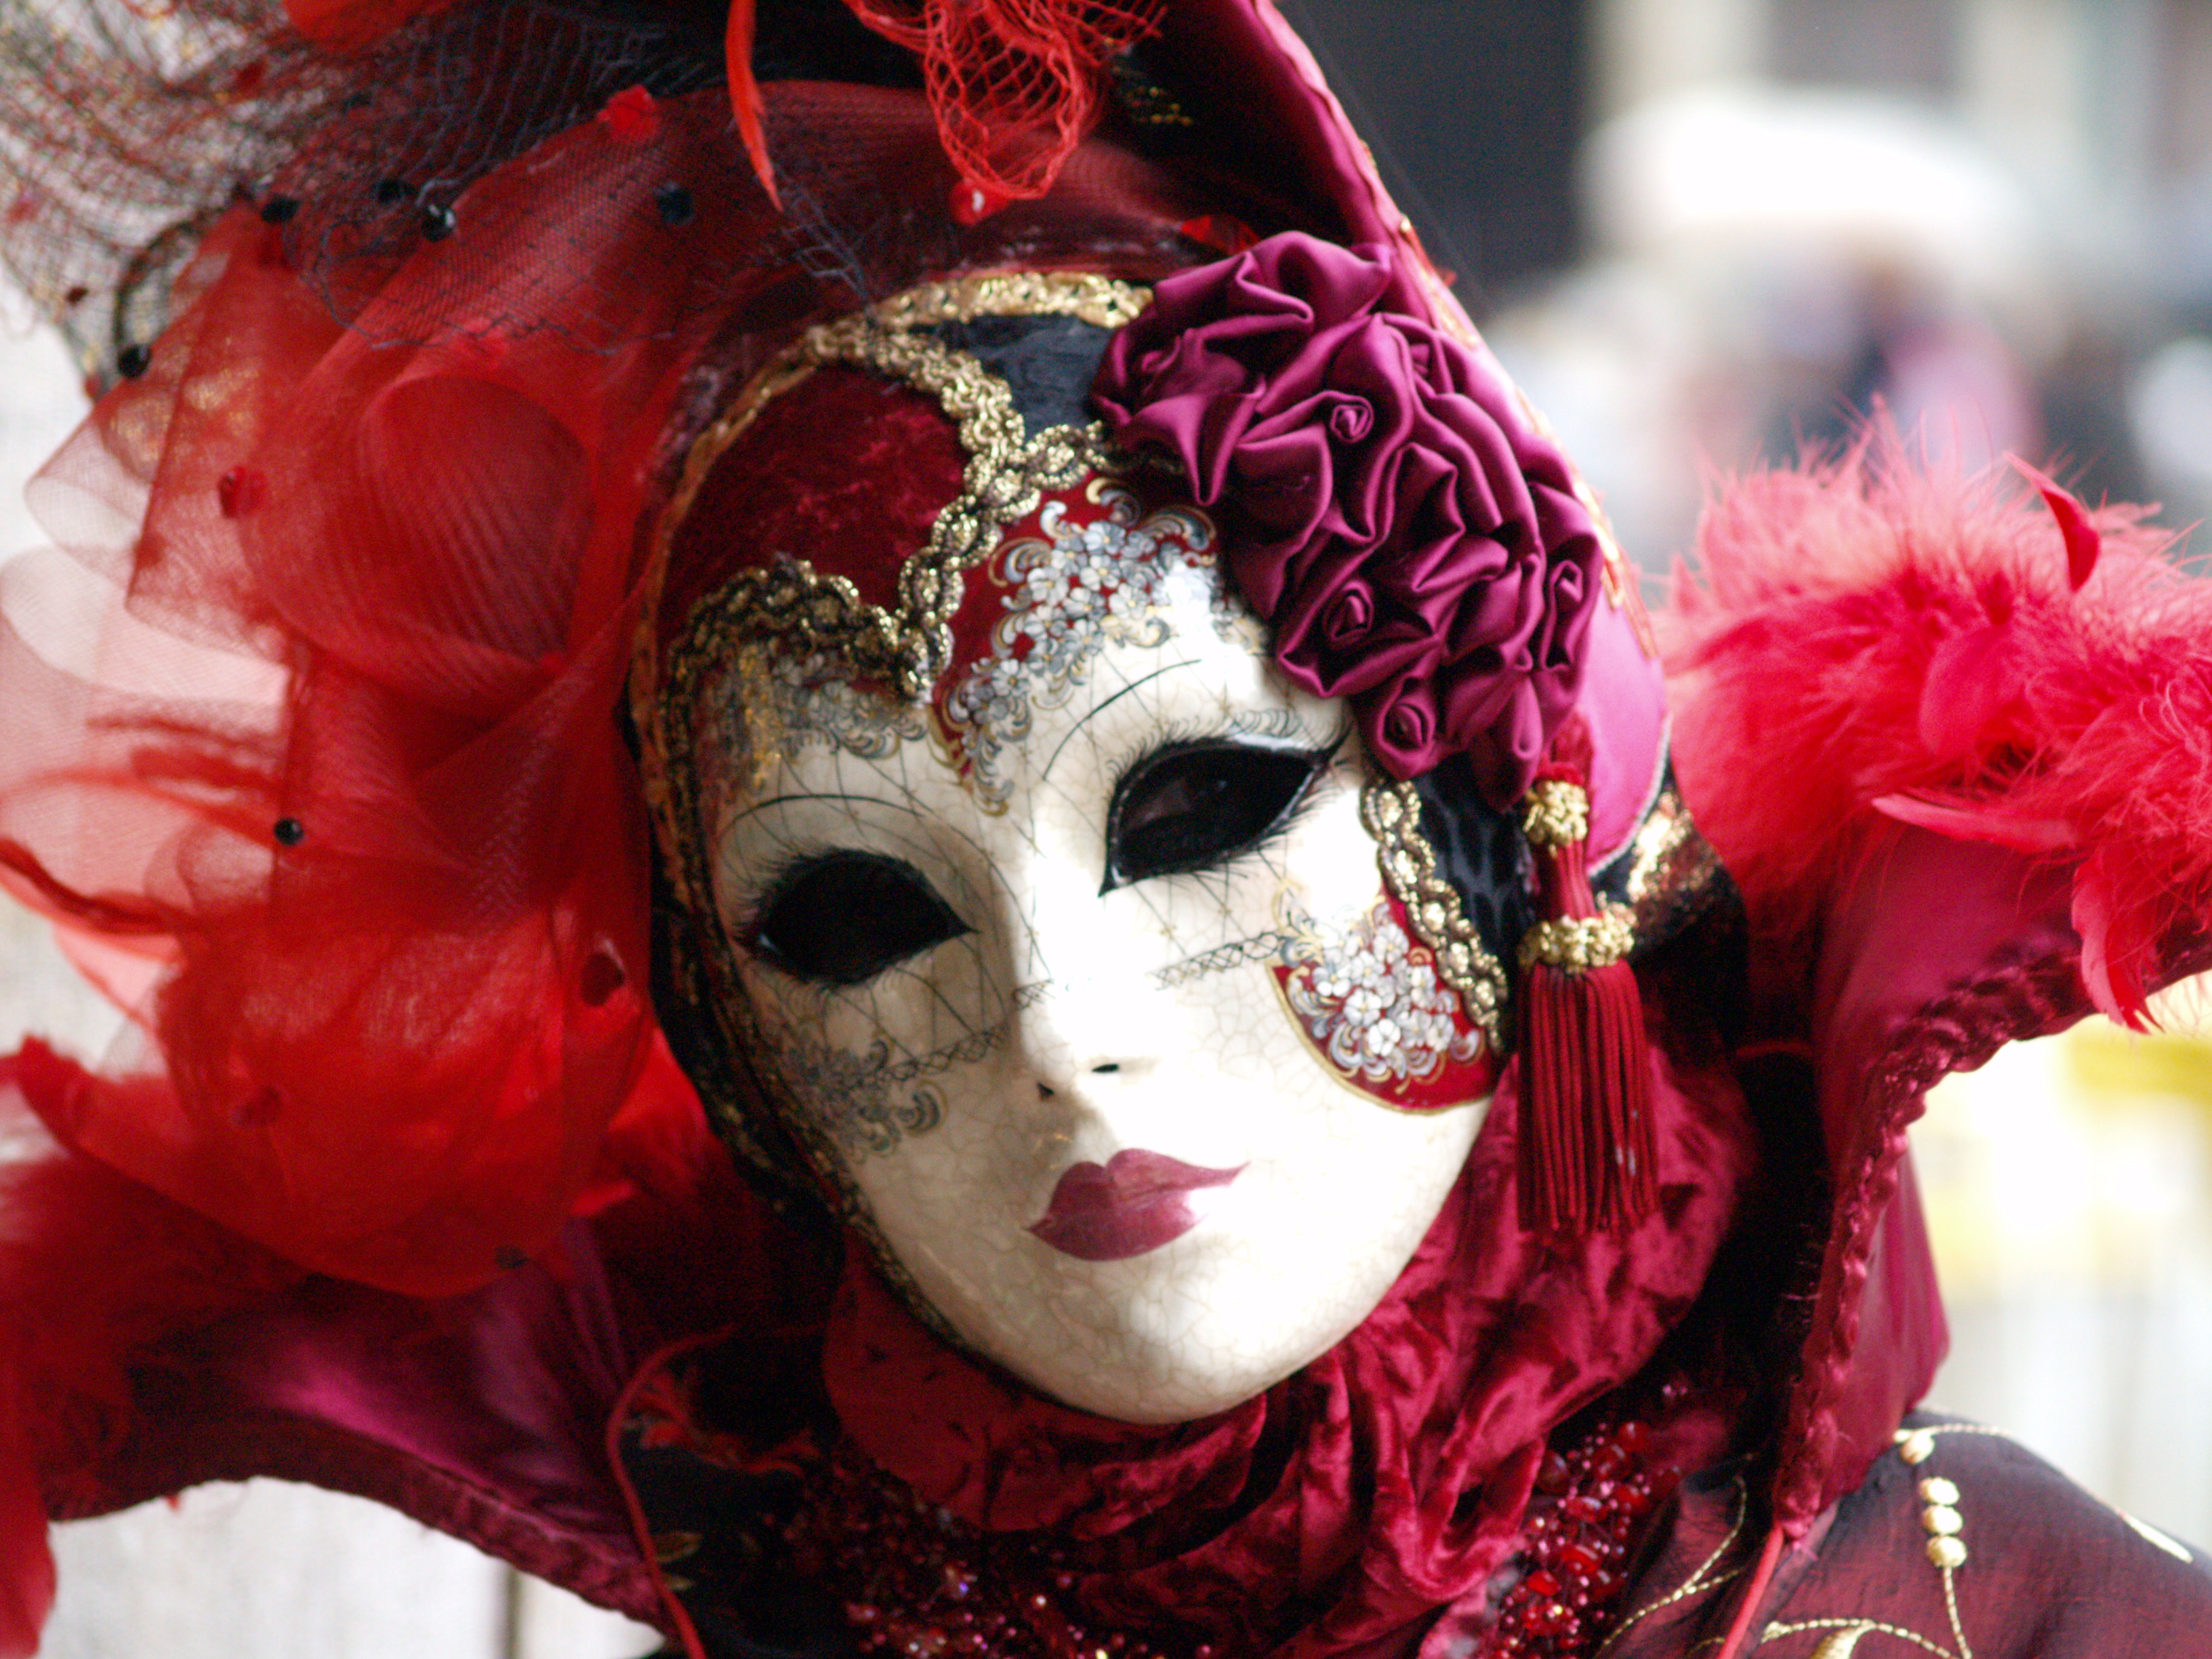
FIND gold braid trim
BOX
[1359,777,1509,1050]
[632,272,1153,918]
[867,271,1151,331]
[1519,909,1635,973]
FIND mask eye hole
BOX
[1105,740,1332,891]
[750,851,970,986]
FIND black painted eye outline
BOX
[747,849,973,987]
[1101,734,1343,894]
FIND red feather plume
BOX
[1667,432,2210,1030]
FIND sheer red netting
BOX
[262,0,1162,221]
[1,95,754,1295]
[0,31,1237,1294]
[838,0,1166,209]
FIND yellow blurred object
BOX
[2067,1015,2212,1119]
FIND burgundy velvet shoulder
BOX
[1599,1414,2212,1657]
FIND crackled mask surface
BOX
[688,471,1498,1424]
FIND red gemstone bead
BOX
[1524,1569,1560,1597]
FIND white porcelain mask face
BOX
[693,481,1497,1423]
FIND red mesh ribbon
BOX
[1517,722,1656,1237]
[834,0,1165,211]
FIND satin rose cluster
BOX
[1092,232,1603,801]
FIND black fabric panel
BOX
[926,313,1116,437]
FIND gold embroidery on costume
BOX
[1592,1476,1751,1656]
[1619,787,1727,943]
[1521,776,1591,849]
[2123,1511,2195,1563]
[1755,1424,1989,1659]
[1520,912,1636,973]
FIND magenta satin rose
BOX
[1092,232,1603,801]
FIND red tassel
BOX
[1516,729,1656,1236]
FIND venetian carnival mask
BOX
[638,274,1523,1422]
[638,257,1699,1424]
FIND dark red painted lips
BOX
[1029,1150,1244,1262]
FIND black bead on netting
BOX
[655,182,695,227]
[341,89,373,112]
[419,203,457,241]
[273,817,306,846]
[116,344,151,379]
[372,177,411,205]
[259,195,300,225]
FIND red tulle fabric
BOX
[823,1050,1757,1658]
[283,0,1160,211]
[1,129,728,1296]
[0,89,814,1296]
[0,79,1231,1297]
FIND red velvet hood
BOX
[3,3,2212,1658]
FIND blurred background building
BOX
[1290,0,2212,564]
[9,0,2212,1652]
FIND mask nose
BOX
[1012,974,1165,1101]
[988,840,1189,1107]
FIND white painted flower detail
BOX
[939,484,1223,808]
[704,649,930,796]
[776,654,928,758]
[1280,899,1481,1085]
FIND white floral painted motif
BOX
[781,1027,1006,1158]
[938,484,1228,808]
[773,652,928,758]
[1278,898,1485,1089]
[702,648,930,792]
